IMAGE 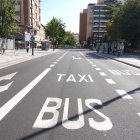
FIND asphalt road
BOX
[0,49,140,140]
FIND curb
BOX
[95,52,140,69]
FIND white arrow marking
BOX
[73,56,81,60]
[0,82,13,92]
[0,68,51,121]
[0,72,17,82]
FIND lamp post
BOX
[52,17,55,51]
[31,0,34,55]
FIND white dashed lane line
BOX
[50,64,55,68]
[116,90,133,99]
[99,72,107,76]
[95,68,101,71]
[137,113,140,116]
[105,79,116,84]
[92,64,96,67]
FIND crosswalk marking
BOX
[116,90,133,99]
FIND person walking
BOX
[26,45,29,53]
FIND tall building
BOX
[79,9,87,45]
[79,0,109,46]
[15,0,43,48]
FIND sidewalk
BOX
[0,48,58,69]
[97,52,140,69]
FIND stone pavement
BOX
[0,48,58,69]
[96,52,140,69]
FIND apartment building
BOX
[79,9,87,45]
[79,0,110,46]
[15,0,44,48]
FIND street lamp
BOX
[52,17,55,51]
[31,0,34,55]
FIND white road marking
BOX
[0,72,17,81]
[0,68,51,121]
[54,62,58,64]
[92,65,96,67]
[50,64,55,67]
[105,79,116,84]
[99,72,107,76]
[95,68,101,71]
[0,82,13,92]
[33,98,113,130]
[72,56,81,60]
[56,60,60,62]
[58,52,68,60]
[116,90,133,99]
[137,113,140,116]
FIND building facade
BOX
[79,9,87,45]
[79,0,110,46]
[15,0,44,48]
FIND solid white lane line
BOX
[0,68,51,121]
[95,68,101,71]
[105,79,116,84]
[116,90,133,99]
[99,72,107,76]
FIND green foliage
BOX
[106,0,140,47]
[45,17,65,45]
[63,31,76,46]
[0,0,19,38]
[45,17,76,46]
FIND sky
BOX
[41,0,97,33]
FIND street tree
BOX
[0,0,18,38]
[106,0,140,47]
[45,17,66,45]
[63,31,76,46]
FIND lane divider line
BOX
[105,79,116,84]
[95,68,101,71]
[0,68,51,121]
[99,72,107,76]
[50,64,55,67]
[116,90,133,99]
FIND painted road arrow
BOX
[0,72,17,92]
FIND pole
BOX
[31,0,34,55]
[98,4,101,52]
[52,17,54,51]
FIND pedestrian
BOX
[26,45,29,53]
[120,41,124,56]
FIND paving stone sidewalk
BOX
[97,52,140,69]
[0,48,57,69]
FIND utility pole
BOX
[31,0,34,55]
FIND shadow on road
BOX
[19,87,140,140]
